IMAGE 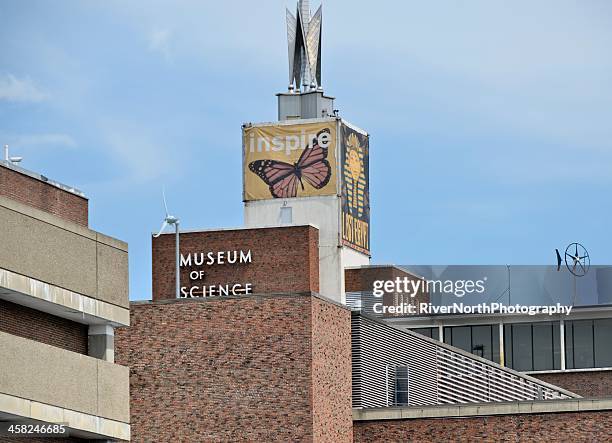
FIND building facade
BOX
[114,2,612,440]
[347,265,612,399]
[0,160,130,441]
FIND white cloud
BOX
[147,28,173,61]
[101,121,176,184]
[0,73,49,102]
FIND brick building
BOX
[115,224,612,442]
[113,1,612,440]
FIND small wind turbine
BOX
[153,189,180,299]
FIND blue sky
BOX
[1,1,611,300]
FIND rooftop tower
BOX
[242,0,371,304]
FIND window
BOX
[394,366,409,406]
[448,326,471,353]
[504,322,560,371]
[444,325,499,362]
[594,319,612,367]
[410,327,439,341]
[472,325,499,361]
[512,323,533,371]
[566,320,593,369]
[279,206,292,224]
[566,319,612,369]
[533,322,559,371]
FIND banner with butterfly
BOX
[340,123,370,256]
[243,121,338,201]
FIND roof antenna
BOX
[153,187,181,299]
[3,145,23,164]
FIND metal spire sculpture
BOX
[286,0,322,92]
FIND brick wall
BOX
[311,297,353,441]
[152,225,320,301]
[115,293,352,442]
[0,299,88,354]
[533,371,612,398]
[353,411,612,442]
[0,163,88,227]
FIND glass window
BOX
[411,327,439,341]
[279,206,292,224]
[492,327,500,365]
[573,320,594,369]
[394,366,409,406]
[511,323,533,371]
[447,326,471,353]
[533,322,560,370]
[504,324,513,368]
[566,319,611,370]
[553,323,561,369]
[594,319,612,367]
[504,322,561,371]
[472,325,493,361]
[443,325,500,364]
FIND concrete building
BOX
[0,160,130,441]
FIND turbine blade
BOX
[287,8,297,84]
[306,5,322,84]
[154,220,168,238]
[162,187,169,217]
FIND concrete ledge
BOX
[0,195,94,240]
[0,196,129,309]
[0,332,130,423]
[0,196,128,250]
[0,267,129,326]
[0,393,130,441]
[353,398,612,421]
[526,367,612,375]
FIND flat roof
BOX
[152,223,320,236]
[0,160,87,199]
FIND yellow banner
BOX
[243,121,337,201]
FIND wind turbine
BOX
[154,189,180,299]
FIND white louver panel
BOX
[351,312,576,409]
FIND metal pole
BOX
[560,320,566,370]
[3,145,8,161]
[499,322,505,367]
[175,221,180,298]
[385,365,389,407]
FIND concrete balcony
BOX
[0,195,129,326]
[0,331,130,440]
